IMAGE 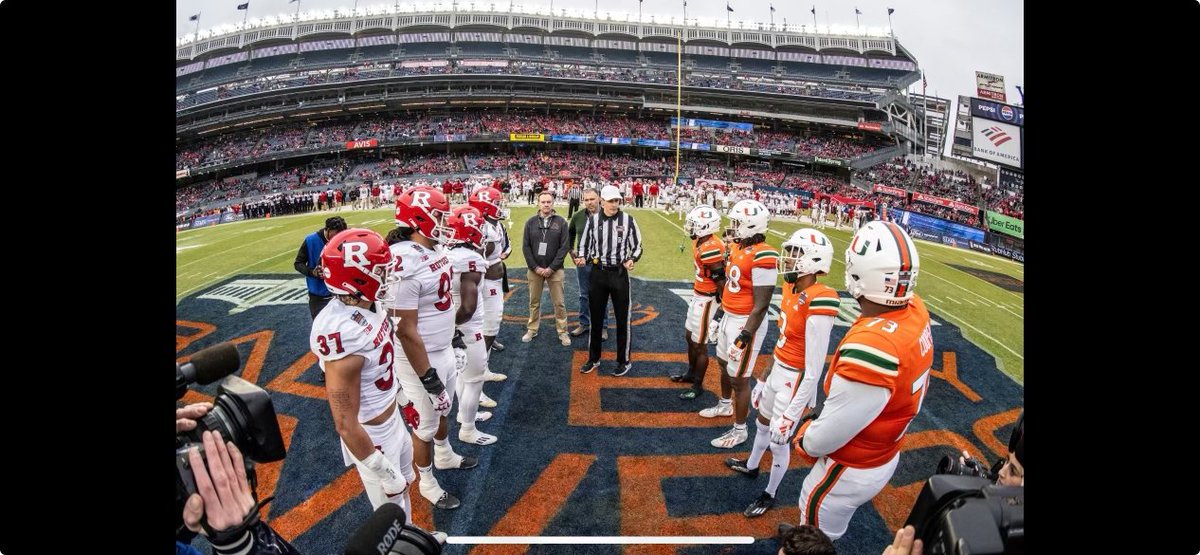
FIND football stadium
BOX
[175,3,1024,554]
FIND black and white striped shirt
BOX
[580,209,643,266]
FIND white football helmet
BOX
[726,199,770,240]
[780,228,834,277]
[844,221,920,307]
[684,205,722,239]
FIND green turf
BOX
[177,204,1024,383]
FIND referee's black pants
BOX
[568,198,580,218]
[587,265,631,365]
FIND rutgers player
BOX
[703,199,778,450]
[726,228,838,518]
[443,205,498,446]
[793,221,933,540]
[308,228,415,521]
[468,187,511,380]
[389,186,477,511]
[672,205,726,401]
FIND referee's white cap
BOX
[600,185,622,201]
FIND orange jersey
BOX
[823,294,934,468]
[773,282,840,369]
[722,241,779,316]
[692,235,727,295]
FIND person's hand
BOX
[311,265,324,278]
[573,256,585,266]
[182,430,257,536]
[770,415,794,445]
[882,525,923,555]
[428,390,452,417]
[750,381,765,410]
[623,259,635,271]
[177,402,213,434]
[727,329,752,362]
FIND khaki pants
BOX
[527,268,568,335]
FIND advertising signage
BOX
[970,98,1023,126]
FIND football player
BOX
[793,221,933,540]
[672,205,726,401]
[389,187,477,511]
[726,229,838,518]
[444,205,498,446]
[309,228,414,520]
[469,187,511,390]
[703,199,778,449]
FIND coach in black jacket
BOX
[521,192,572,346]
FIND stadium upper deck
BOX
[176,5,920,112]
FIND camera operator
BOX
[176,402,212,434]
[178,429,300,555]
[943,410,1024,486]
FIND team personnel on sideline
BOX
[470,187,511,391]
[704,199,778,449]
[309,228,416,522]
[726,228,839,517]
[444,205,499,446]
[295,216,348,319]
[389,187,478,511]
[575,185,644,377]
[672,205,727,400]
[793,221,933,540]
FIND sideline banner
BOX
[985,210,1024,239]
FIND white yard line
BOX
[176,249,296,301]
[923,299,1024,361]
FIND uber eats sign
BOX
[985,210,1023,239]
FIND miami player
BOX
[443,205,498,446]
[793,221,933,540]
[726,228,838,517]
[672,205,726,401]
[389,186,477,511]
[703,199,778,449]
[309,228,414,520]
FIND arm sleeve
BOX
[391,277,423,311]
[626,215,643,262]
[500,225,512,257]
[783,314,836,419]
[551,216,570,270]
[294,241,310,276]
[568,213,580,253]
[580,215,594,259]
[751,267,778,286]
[800,374,890,457]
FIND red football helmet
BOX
[395,186,453,243]
[446,205,485,248]
[320,228,396,302]
[468,187,507,220]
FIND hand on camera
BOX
[176,402,213,433]
[182,430,257,536]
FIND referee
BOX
[566,180,582,218]
[574,185,643,376]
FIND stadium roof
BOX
[177,3,912,62]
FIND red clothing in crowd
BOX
[649,184,660,196]
[334,190,344,202]
[632,182,644,196]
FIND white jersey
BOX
[482,220,510,268]
[310,300,397,423]
[388,241,455,351]
[445,245,487,335]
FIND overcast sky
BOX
[177,0,1024,117]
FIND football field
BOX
[176,204,1024,555]
[177,205,1024,382]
